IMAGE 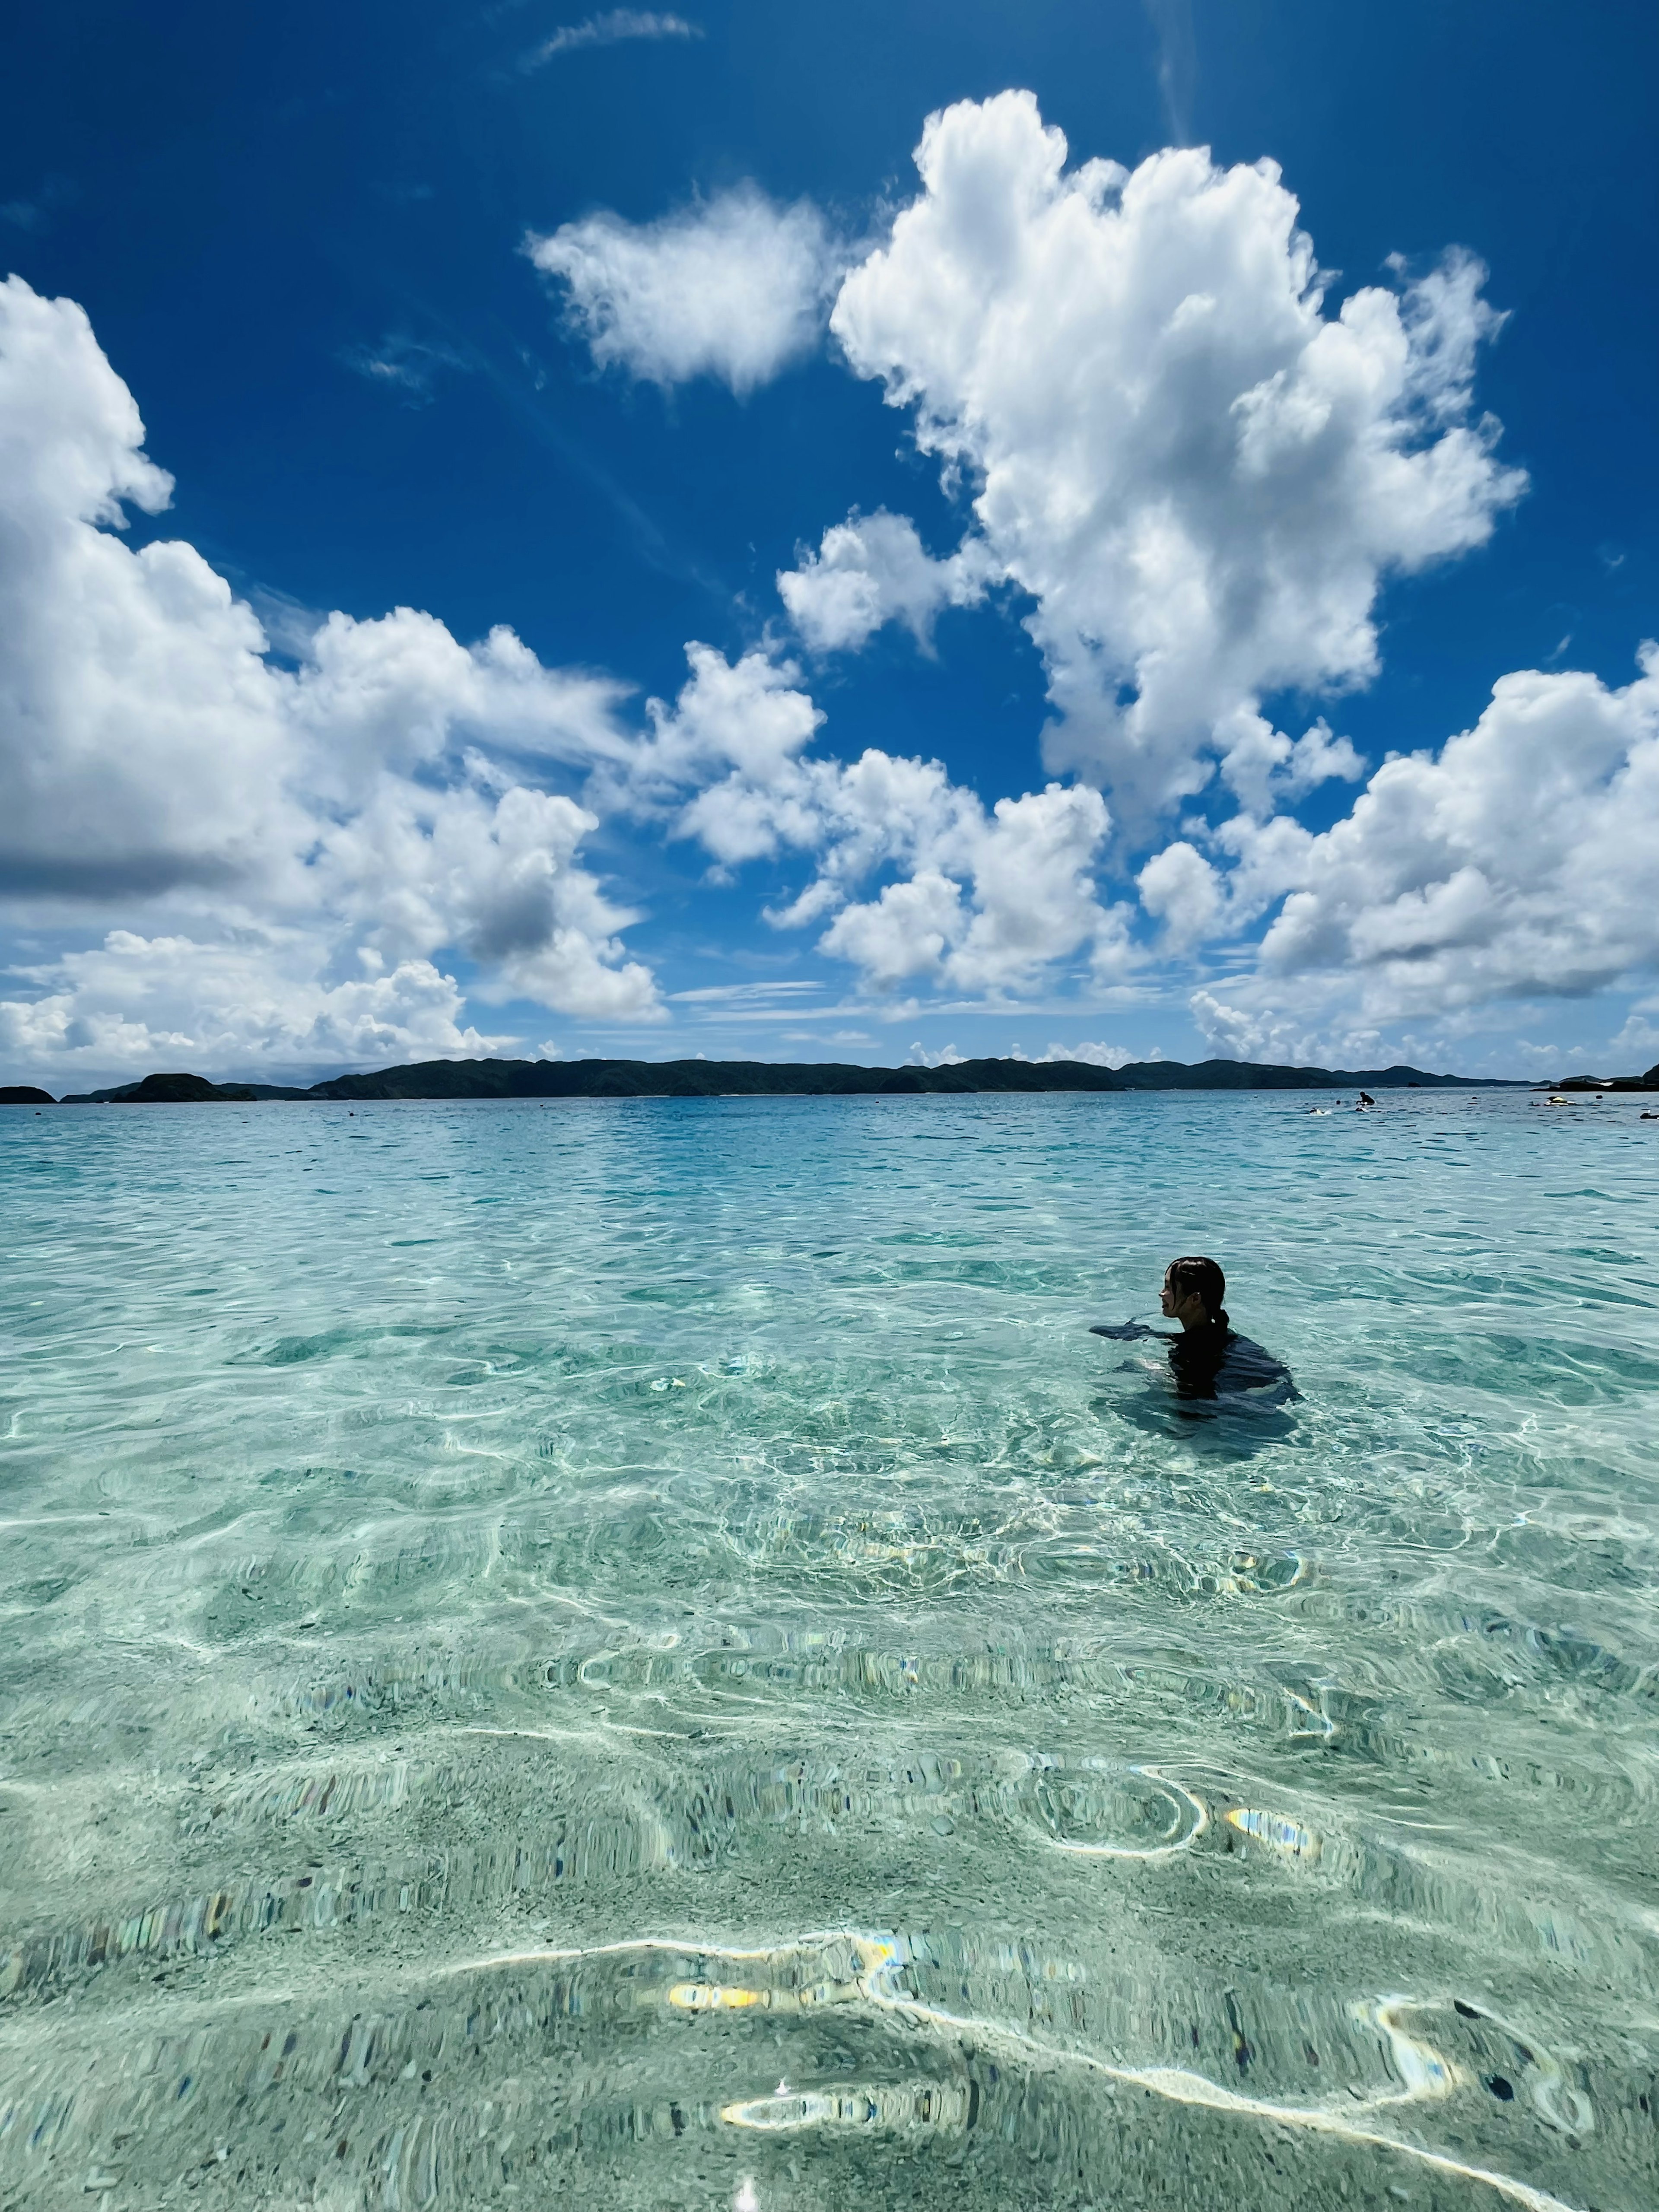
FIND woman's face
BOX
[1160,1268,1210,1326]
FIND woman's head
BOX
[1160,1255,1226,1325]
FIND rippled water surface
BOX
[2,1091,1657,2212]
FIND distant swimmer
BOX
[1091,1255,1299,1404]
[1357,1090,1376,1108]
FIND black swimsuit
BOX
[1092,1310,1298,1403]
[1166,1315,1296,1401]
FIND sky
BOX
[1,0,1656,1086]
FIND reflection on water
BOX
[1,1091,1656,2209]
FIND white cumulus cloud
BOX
[0,276,663,1078]
[1136,839,1224,953]
[1216,710,1364,819]
[526,186,841,394]
[818,780,1123,996]
[312,775,658,1019]
[1186,988,1351,1070]
[0,932,509,1081]
[1191,649,1659,1048]
[778,509,995,654]
[1258,654,1659,1010]
[624,643,1128,997]
[0,279,299,898]
[829,91,1525,821]
[1036,1039,1141,1068]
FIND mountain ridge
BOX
[13,1053,1555,1104]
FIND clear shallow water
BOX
[0,1090,1656,2212]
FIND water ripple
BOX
[1,1092,1656,2207]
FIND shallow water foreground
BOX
[1,1090,1656,2212]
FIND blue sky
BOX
[1,0,1656,1083]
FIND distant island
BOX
[1,1053,1613,1106]
[1538,1069,1659,1093]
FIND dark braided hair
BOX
[1166,1255,1226,1321]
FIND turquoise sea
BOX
[1,1091,1656,2212]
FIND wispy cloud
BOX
[244,585,327,664]
[520,10,702,72]
[1141,0,1196,144]
[2,175,76,233]
[341,335,470,405]
[669,981,821,1004]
